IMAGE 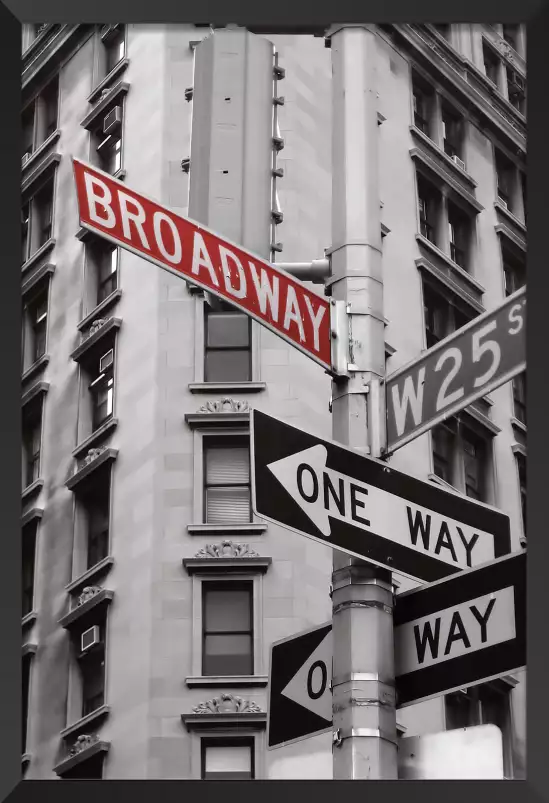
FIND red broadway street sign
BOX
[72,158,332,372]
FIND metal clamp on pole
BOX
[333,728,398,748]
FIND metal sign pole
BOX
[328,25,398,780]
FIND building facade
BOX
[21,22,526,780]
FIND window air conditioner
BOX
[510,72,525,91]
[99,349,114,373]
[81,625,101,653]
[451,155,466,170]
[103,106,122,136]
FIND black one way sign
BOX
[251,410,510,583]
[267,622,332,749]
[394,551,526,708]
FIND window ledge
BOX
[22,642,38,657]
[185,411,250,427]
[88,57,130,104]
[181,712,267,732]
[22,239,56,276]
[21,130,61,178]
[511,417,527,434]
[494,199,526,234]
[22,261,56,298]
[72,418,119,460]
[22,354,50,385]
[60,704,110,741]
[427,473,461,494]
[21,479,44,505]
[21,152,61,197]
[187,523,268,536]
[66,447,118,492]
[66,557,115,595]
[415,256,485,316]
[22,611,38,629]
[186,675,269,688]
[183,557,272,575]
[54,740,111,777]
[113,168,127,181]
[80,81,130,131]
[71,317,122,363]
[415,235,486,296]
[188,382,267,394]
[409,125,478,190]
[58,588,114,630]
[78,290,123,332]
[511,442,527,457]
[494,223,526,253]
[460,405,501,436]
[21,507,44,527]
[410,147,483,214]
[22,380,50,408]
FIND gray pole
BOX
[328,25,398,780]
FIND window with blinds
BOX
[203,437,251,524]
[202,582,253,676]
[201,738,254,780]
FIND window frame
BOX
[21,74,59,162]
[200,736,255,780]
[202,580,254,677]
[189,571,265,683]
[73,462,114,577]
[203,434,252,526]
[204,301,253,384]
[66,609,110,728]
[22,176,56,265]
[22,653,33,756]
[22,395,44,491]
[22,520,39,619]
[430,417,495,503]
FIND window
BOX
[89,349,115,431]
[513,372,526,425]
[448,200,470,270]
[22,179,54,263]
[441,104,463,160]
[445,683,513,776]
[201,738,254,780]
[22,522,37,617]
[516,452,526,534]
[21,76,59,161]
[433,24,451,40]
[77,620,106,717]
[432,425,455,484]
[462,431,487,500]
[502,246,526,296]
[96,132,122,176]
[506,67,526,114]
[22,400,43,489]
[26,289,48,363]
[483,42,500,86]
[412,73,434,137]
[494,149,514,209]
[81,469,111,570]
[62,753,105,780]
[423,283,449,348]
[431,418,491,502]
[88,240,119,306]
[202,582,253,676]
[22,655,32,754]
[203,437,251,524]
[502,24,519,52]
[103,25,126,75]
[417,175,440,246]
[204,302,252,382]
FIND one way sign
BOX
[267,622,332,749]
[251,410,510,583]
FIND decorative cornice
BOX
[194,541,260,559]
[197,398,251,414]
[58,589,114,630]
[192,694,263,714]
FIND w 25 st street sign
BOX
[385,286,526,454]
[72,159,332,373]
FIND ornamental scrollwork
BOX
[194,541,260,559]
[192,694,263,714]
[197,398,250,413]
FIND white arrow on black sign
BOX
[267,623,332,749]
[252,410,511,583]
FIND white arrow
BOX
[280,629,332,721]
[267,445,373,538]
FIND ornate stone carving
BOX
[78,586,102,606]
[82,447,107,467]
[192,694,263,715]
[100,88,112,100]
[37,23,49,35]
[197,398,250,413]
[194,540,260,559]
[69,733,99,756]
[84,318,109,340]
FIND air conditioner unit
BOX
[103,106,122,136]
[99,349,114,373]
[81,625,101,653]
[452,155,466,170]
[510,72,525,91]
